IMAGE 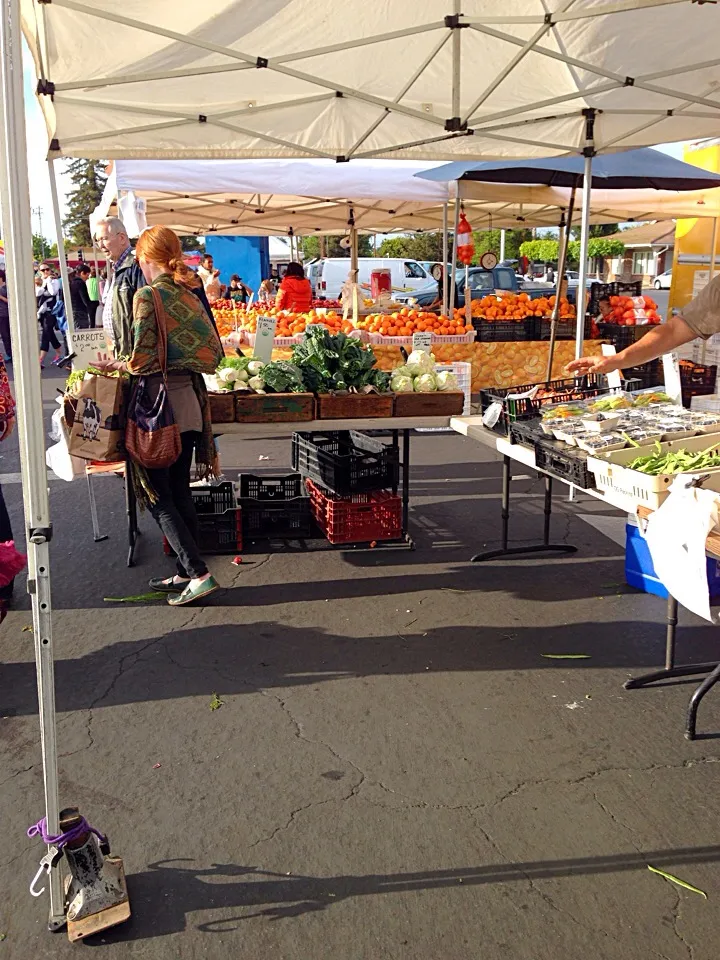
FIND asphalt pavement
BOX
[2,363,720,959]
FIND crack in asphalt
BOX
[671,889,695,960]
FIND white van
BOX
[314,258,430,300]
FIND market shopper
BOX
[86,266,101,327]
[228,274,253,305]
[0,270,11,362]
[37,264,63,368]
[275,261,312,312]
[94,225,224,607]
[198,254,222,301]
[0,355,21,619]
[568,273,720,377]
[95,217,145,357]
[69,264,94,329]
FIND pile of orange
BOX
[234,308,352,337]
[470,292,575,321]
[357,308,473,337]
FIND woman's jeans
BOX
[0,482,14,600]
[145,431,208,580]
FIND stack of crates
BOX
[164,480,242,555]
[238,473,314,542]
[292,431,403,545]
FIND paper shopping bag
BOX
[68,374,128,462]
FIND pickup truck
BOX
[394,266,577,308]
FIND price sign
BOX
[601,343,622,391]
[253,315,277,363]
[68,330,111,371]
[412,331,433,353]
[662,351,683,405]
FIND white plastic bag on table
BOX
[645,478,720,623]
[46,401,84,481]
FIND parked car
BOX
[394,266,577,308]
[654,270,672,290]
[313,257,430,300]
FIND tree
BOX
[32,234,52,260]
[302,234,372,259]
[62,160,107,247]
[519,238,560,262]
[470,228,533,264]
[589,223,621,238]
[567,237,625,260]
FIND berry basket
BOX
[306,479,402,545]
[292,430,400,496]
[480,374,606,437]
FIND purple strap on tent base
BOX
[27,815,107,850]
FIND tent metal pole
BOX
[451,0,461,119]
[499,228,506,262]
[0,0,65,930]
[575,112,595,361]
[575,157,593,361]
[545,190,575,380]
[710,217,718,282]
[48,159,76,341]
[442,201,449,316]
[449,197,460,319]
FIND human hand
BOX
[92,358,125,374]
[566,354,619,376]
[0,416,16,441]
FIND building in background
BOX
[603,221,675,284]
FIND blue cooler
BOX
[625,521,720,599]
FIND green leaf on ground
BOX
[103,592,167,603]
[647,865,708,899]
[541,654,591,659]
[209,693,225,711]
[22,625,32,633]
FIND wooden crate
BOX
[208,392,236,424]
[316,393,394,419]
[234,392,315,423]
[393,391,465,417]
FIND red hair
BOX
[135,225,200,289]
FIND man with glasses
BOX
[94,217,145,357]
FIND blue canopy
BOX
[416,148,720,191]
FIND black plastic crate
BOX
[239,473,304,501]
[590,282,613,301]
[509,418,543,446]
[292,430,400,496]
[610,280,643,298]
[241,496,313,540]
[190,481,236,515]
[535,317,594,341]
[164,508,242,556]
[533,436,593,489]
[596,323,653,350]
[472,318,535,342]
[679,361,717,387]
[622,360,664,389]
[682,384,716,409]
[480,375,606,436]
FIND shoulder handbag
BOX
[125,286,182,470]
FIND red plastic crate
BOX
[306,479,402,545]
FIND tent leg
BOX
[0,0,65,931]
[448,197,460,316]
[442,201,449,316]
[546,188,576,380]
[575,118,594,361]
[48,159,76,344]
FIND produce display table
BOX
[451,415,720,739]
[218,416,453,547]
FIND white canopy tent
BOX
[7,0,720,934]
[20,1,720,162]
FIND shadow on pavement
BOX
[3,619,716,717]
[87,844,720,943]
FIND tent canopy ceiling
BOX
[22,1,720,162]
[96,158,720,238]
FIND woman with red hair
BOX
[96,226,224,606]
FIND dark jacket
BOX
[111,254,146,359]
[69,276,93,327]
